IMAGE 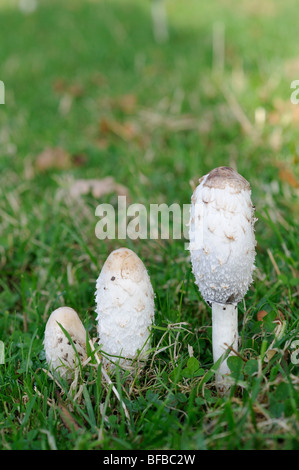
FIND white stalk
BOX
[212,302,238,393]
[189,167,256,395]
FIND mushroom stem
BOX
[212,302,238,393]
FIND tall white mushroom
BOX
[43,306,87,381]
[95,247,155,370]
[189,167,256,393]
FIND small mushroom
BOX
[95,247,155,370]
[189,167,257,393]
[43,306,87,381]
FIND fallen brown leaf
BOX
[99,117,137,141]
[95,138,110,150]
[109,94,137,114]
[257,310,285,324]
[52,78,66,93]
[257,310,287,363]
[90,72,107,86]
[279,167,299,189]
[268,98,299,126]
[36,147,72,171]
[72,153,88,167]
[284,56,299,79]
[242,0,278,17]
[52,78,84,98]
[268,128,283,151]
[69,177,129,199]
[55,391,81,432]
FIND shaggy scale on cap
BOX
[95,248,155,369]
[189,166,256,305]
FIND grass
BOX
[0,0,299,450]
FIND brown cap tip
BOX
[203,167,251,192]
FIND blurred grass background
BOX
[0,0,299,450]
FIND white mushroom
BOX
[95,247,155,370]
[189,167,256,393]
[43,306,87,381]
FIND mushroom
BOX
[95,247,155,370]
[43,306,87,381]
[188,167,256,393]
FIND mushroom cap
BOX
[95,247,155,368]
[189,167,256,305]
[43,306,87,380]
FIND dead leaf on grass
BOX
[36,147,72,171]
[52,79,85,115]
[90,72,107,86]
[55,391,81,432]
[52,78,84,98]
[284,56,299,79]
[257,310,285,324]
[95,138,110,150]
[108,94,137,114]
[278,167,299,189]
[69,177,130,199]
[257,310,287,363]
[36,148,87,172]
[268,98,299,126]
[242,0,278,17]
[72,153,88,167]
[99,117,138,141]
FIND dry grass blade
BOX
[212,21,225,77]
[150,322,192,368]
[222,85,256,136]
[88,339,130,422]
[138,109,199,132]
[223,344,248,362]
[99,117,137,141]
[267,248,281,276]
[42,368,66,392]
[55,391,81,432]
[34,386,56,408]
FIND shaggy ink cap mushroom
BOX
[189,166,256,304]
[43,306,87,381]
[95,248,155,370]
[189,166,257,392]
